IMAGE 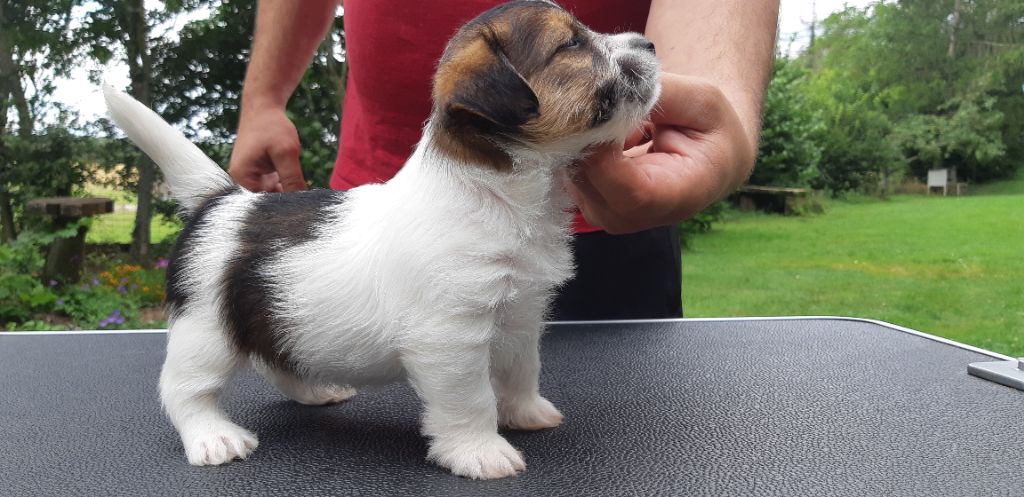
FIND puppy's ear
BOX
[441,46,540,135]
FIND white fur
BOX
[104,19,659,480]
[102,85,234,214]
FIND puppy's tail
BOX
[103,85,236,215]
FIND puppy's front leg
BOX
[491,315,564,431]
[403,320,525,480]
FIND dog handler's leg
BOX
[253,362,356,406]
[402,318,525,480]
[160,312,258,466]
[491,311,564,431]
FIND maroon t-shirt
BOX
[331,0,652,232]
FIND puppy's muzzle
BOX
[632,38,656,55]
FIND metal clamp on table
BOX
[969,357,1024,391]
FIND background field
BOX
[83,186,180,245]
[682,178,1023,357]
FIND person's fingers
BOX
[269,143,307,192]
[623,121,654,150]
[583,144,657,213]
[231,171,260,192]
[624,140,653,158]
[256,172,281,193]
[229,160,265,192]
[228,138,271,192]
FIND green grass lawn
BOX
[682,191,1024,357]
[82,186,180,245]
[971,168,1024,196]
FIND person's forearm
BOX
[646,0,779,185]
[242,0,339,109]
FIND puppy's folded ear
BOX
[435,34,539,137]
[445,52,539,135]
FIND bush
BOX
[0,223,85,324]
[0,221,170,330]
[0,127,92,234]
[679,201,727,249]
[750,59,825,188]
[891,96,1008,183]
[54,258,168,329]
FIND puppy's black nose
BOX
[632,38,656,55]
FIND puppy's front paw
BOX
[500,395,564,431]
[428,434,526,479]
[182,423,258,466]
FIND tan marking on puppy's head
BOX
[431,1,660,169]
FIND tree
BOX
[891,96,1007,181]
[72,1,345,258]
[78,0,173,261]
[795,0,1022,192]
[749,58,824,188]
[0,0,78,240]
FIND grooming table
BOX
[1,318,1020,496]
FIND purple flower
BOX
[155,258,170,269]
[100,309,126,328]
[56,299,64,306]
[118,285,127,295]
[91,277,99,286]
[48,279,58,287]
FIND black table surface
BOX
[0,318,1020,497]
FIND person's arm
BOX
[228,0,339,192]
[570,0,779,234]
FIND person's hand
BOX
[568,73,757,234]
[228,104,307,192]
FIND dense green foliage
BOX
[750,59,824,188]
[3,126,90,214]
[0,226,67,322]
[753,0,1023,194]
[0,224,168,329]
[2,0,344,245]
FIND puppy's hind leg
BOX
[253,362,356,406]
[160,312,258,466]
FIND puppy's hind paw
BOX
[295,385,357,406]
[183,423,258,466]
[428,434,526,479]
[500,395,564,431]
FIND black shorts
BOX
[550,226,683,321]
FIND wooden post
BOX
[26,197,114,284]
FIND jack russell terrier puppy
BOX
[104,0,659,480]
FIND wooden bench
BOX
[730,185,810,215]
[26,197,114,284]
